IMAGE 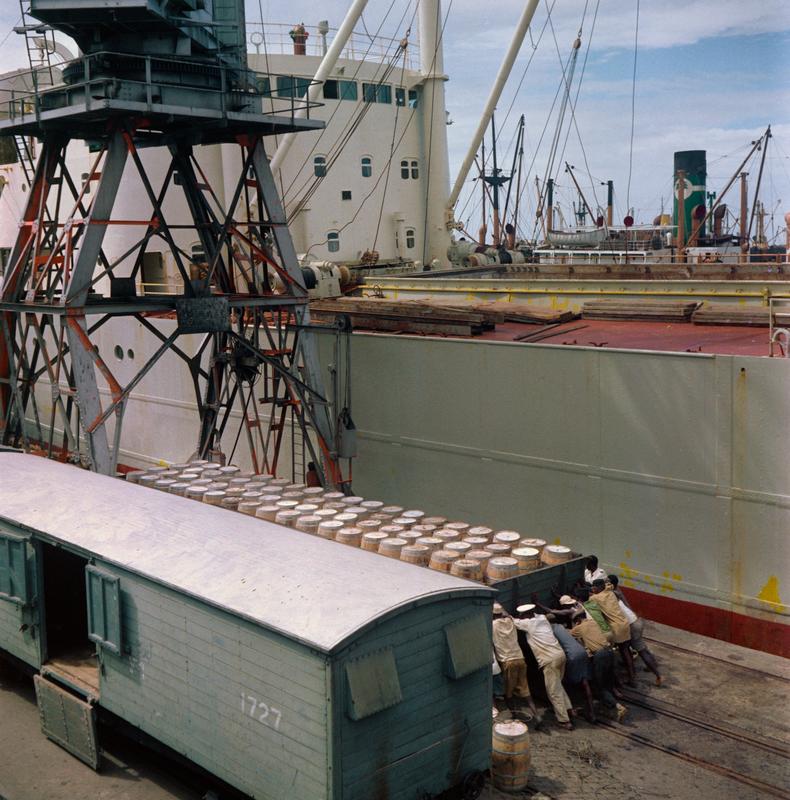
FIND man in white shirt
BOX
[513,604,573,729]
[492,603,539,718]
[584,555,608,585]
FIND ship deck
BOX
[1,621,787,800]
[478,319,773,356]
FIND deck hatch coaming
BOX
[0,454,491,653]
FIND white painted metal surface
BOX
[0,454,489,653]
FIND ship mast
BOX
[419,0,452,265]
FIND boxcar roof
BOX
[0,454,493,653]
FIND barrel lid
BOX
[512,547,540,557]
[521,537,546,548]
[403,543,429,553]
[486,543,511,554]
[362,531,388,541]
[275,499,299,509]
[379,525,405,534]
[422,516,447,526]
[489,557,518,566]
[412,524,438,534]
[275,509,300,520]
[494,531,521,543]
[445,521,470,530]
[334,512,359,524]
[358,519,382,529]
[545,545,570,554]
[295,503,320,514]
[318,519,344,530]
[468,526,493,537]
[402,509,425,519]
[341,495,365,506]
[494,719,528,737]
[453,558,480,568]
[380,537,406,546]
[360,500,384,510]
[296,514,321,524]
[392,517,416,527]
[381,505,404,515]
[466,549,492,561]
[432,549,460,562]
[315,508,339,518]
[446,541,471,552]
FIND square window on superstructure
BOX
[277,75,310,98]
[395,87,406,107]
[408,89,419,108]
[341,190,352,201]
[363,83,391,104]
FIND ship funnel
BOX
[673,150,706,245]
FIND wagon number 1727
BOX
[241,692,283,731]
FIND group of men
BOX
[491,555,662,728]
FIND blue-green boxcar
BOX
[0,454,495,799]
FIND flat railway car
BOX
[0,453,496,800]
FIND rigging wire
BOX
[626,0,640,212]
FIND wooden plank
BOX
[691,304,771,327]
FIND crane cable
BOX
[626,0,640,213]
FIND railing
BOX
[1,51,323,125]
[246,22,420,71]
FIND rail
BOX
[2,51,323,125]
[246,22,419,70]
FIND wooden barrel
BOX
[416,536,443,553]
[154,478,176,492]
[185,486,209,501]
[520,537,546,554]
[435,529,461,544]
[219,465,240,476]
[463,536,489,548]
[361,532,389,552]
[138,473,161,488]
[336,527,363,547]
[302,487,325,500]
[422,516,448,527]
[402,509,425,521]
[411,524,438,536]
[466,549,493,569]
[491,720,531,792]
[203,490,226,506]
[429,549,460,573]
[258,494,282,506]
[205,481,229,490]
[323,501,347,510]
[201,469,222,479]
[450,559,483,581]
[468,526,493,540]
[379,524,406,536]
[275,499,299,511]
[357,519,382,533]
[542,545,572,565]
[379,537,407,559]
[445,541,472,556]
[401,544,430,566]
[169,482,191,496]
[294,503,319,515]
[334,512,360,527]
[317,520,344,539]
[284,482,306,492]
[190,478,213,487]
[398,530,423,543]
[391,517,417,528]
[225,487,246,498]
[255,504,280,522]
[512,546,541,573]
[295,514,321,534]
[344,505,368,520]
[381,505,404,516]
[323,491,346,503]
[125,470,146,484]
[238,500,262,516]
[221,496,241,511]
[371,512,396,522]
[229,477,251,488]
[240,490,263,501]
[281,490,306,502]
[159,470,180,480]
[314,508,339,520]
[487,557,519,584]
[444,521,470,534]
[360,500,384,512]
[485,542,512,557]
[275,510,300,527]
[189,459,210,468]
[340,495,365,507]
[493,530,521,548]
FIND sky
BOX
[1,0,788,239]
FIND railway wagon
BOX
[0,454,495,800]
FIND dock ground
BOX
[1,621,787,800]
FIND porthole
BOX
[114,345,124,360]
[127,348,135,360]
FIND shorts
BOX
[630,617,647,652]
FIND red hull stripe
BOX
[628,587,790,659]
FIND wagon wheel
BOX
[461,770,485,799]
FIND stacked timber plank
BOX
[310,296,491,336]
[310,296,578,336]
[582,299,699,322]
[691,303,771,327]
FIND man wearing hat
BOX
[513,604,574,730]
[491,603,539,718]
[590,579,636,684]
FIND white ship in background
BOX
[0,1,787,659]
